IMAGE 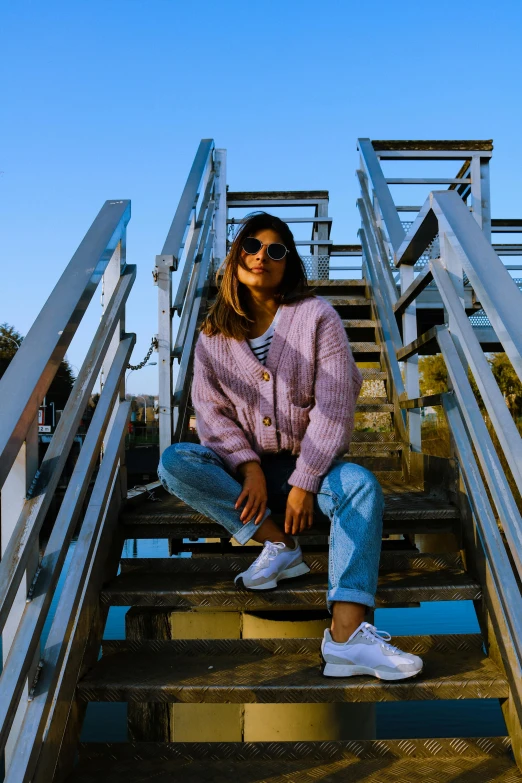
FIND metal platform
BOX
[78,634,506,704]
[67,738,522,782]
[101,553,480,610]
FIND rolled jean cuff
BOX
[326,587,376,614]
[233,506,271,546]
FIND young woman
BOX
[158,212,422,681]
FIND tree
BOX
[490,353,522,419]
[419,354,448,396]
[419,351,522,422]
[0,323,75,416]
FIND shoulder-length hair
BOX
[201,211,316,339]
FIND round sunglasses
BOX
[241,237,289,261]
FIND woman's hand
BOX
[235,462,268,525]
[285,486,315,535]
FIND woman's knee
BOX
[159,442,206,477]
[330,462,384,514]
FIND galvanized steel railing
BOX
[356,138,522,742]
[154,139,227,454]
[0,200,135,781]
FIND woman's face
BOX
[236,228,287,297]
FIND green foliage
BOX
[419,351,522,420]
[419,354,448,395]
[0,323,75,412]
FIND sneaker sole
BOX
[235,561,311,591]
[322,662,423,680]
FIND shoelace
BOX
[360,622,403,654]
[252,540,286,571]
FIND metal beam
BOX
[393,266,434,316]
[438,327,522,585]
[0,268,135,638]
[396,326,438,361]
[358,138,405,253]
[433,190,522,383]
[0,199,130,490]
[0,336,134,753]
[387,178,471,185]
[442,393,522,669]
[399,394,442,409]
[395,198,439,266]
[432,258,522,501]
[8,403,131,783]
[161,139,214,259]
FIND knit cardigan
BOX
[191,295,363,493]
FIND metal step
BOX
[342,454,402,471]
[357,368,388,380]
[356,397,394,412]
[351,430,399,442]
[77,634,507,704]
[308,280,367,287]
[321,296,370,306]
[119,551,468,575]
[350,342,380,353]
[341,319,376,328]
[102,551,480,609]
[348,442,404,456]
[121,491,460,539]
[67,737,522,783]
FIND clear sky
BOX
[2,0,521,394]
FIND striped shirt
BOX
[247,306,282,365]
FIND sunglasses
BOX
[241,237,289,261]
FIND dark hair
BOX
[201,211,315,339]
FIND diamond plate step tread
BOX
[121,491,459,539]
[309,280,367,287]
[357,369,388,380]
[67,738,522,783]
[100,569,480,609]
[121,491,459,525]
[321,296,371,306]
[77,634,507,704]
[119,551,466,575]
[356,402,394,412]
[350,342,381,352]
[351,430,398,442]
[348,442,404,455]
[341,319,377,327]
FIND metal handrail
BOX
[0,199,130,489]
[155,139,222,454]
[357,142,522,730]
[0,202,136,777]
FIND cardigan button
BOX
[262,416,272,426]
[262,371,270,381]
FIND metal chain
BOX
[127,337,158,371]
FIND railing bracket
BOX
[28,660,44,701]
[26,565,43,602]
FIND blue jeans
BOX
[158,443,385,611]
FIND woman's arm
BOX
[287,309,363,493]
[191,336,261,474]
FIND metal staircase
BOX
[1,139,522,781]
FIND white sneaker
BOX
[321,621,423,680]
[234,539,310,590]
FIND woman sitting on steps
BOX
[158,211,423,681]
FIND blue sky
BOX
[2,0,521,394]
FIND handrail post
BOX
[156,254,174,456]
[101,237,128,496]
[439,227,467,369]
[213,148,227,279]
[1,418,39,769]
[401,261,421,453]
[470,153,492,240]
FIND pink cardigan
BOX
[191,295,363,493]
